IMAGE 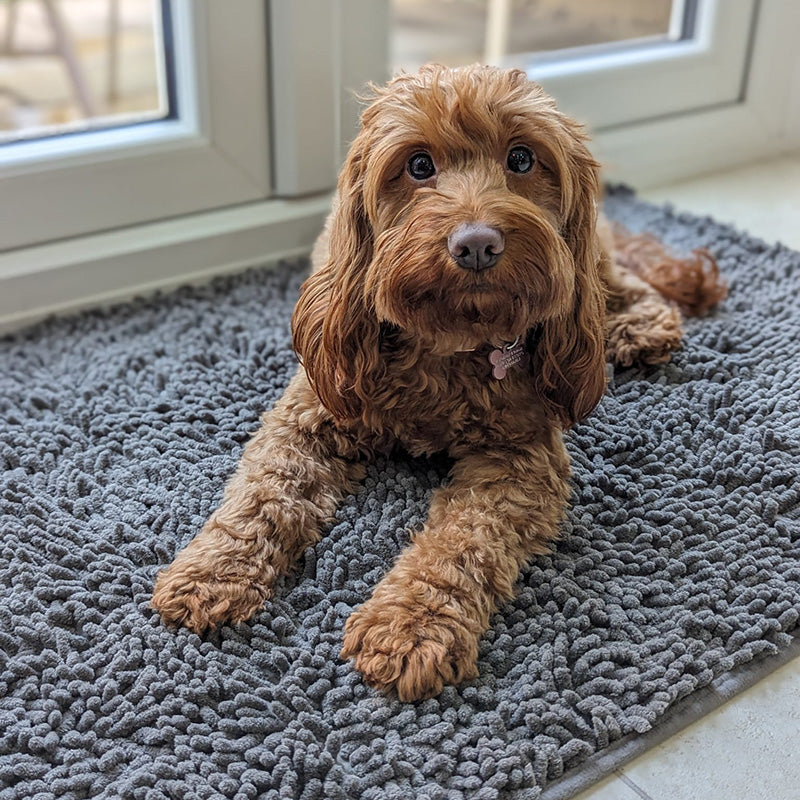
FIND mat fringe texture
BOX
[1,188,799,799]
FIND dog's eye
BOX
[506,146,535,174]
[407,152,436,181]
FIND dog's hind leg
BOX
[603,256,684,368]
[598,219,725,368]
[151,371,368,633]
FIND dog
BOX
[151,65,725,702]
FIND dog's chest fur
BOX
[357,342,553,458]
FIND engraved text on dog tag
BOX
[488,340,526,380]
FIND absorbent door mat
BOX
[0,188,798,799]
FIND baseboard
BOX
[0,194,331,334]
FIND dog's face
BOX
[293,65,607,427]
[361,68,585,352]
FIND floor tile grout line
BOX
[614,769,656,800]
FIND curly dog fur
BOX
[152,65,725,702]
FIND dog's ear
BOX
[291,133,382,420]
[531,132,607,427]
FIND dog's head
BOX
[293,65,607,427]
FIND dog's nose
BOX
[447,223,505,271]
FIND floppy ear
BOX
[291,134,382,420]
[531,133,608,428]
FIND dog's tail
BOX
[612,225,727,316]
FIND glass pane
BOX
[393,0,681,73]
[0,0,170,143]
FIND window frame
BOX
[0,0,271,252]
[2,0,799,333]
[592,0,800,188]
[0,0,388,332]
[268,0,388,196]
[523,0,757,130]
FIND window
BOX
[392,0,754,128]
[0,0,271,252]
[0,0,171,143]
[393,0,681,73]
[0,0,386,331]
[1,0,798,331]
[388,0,800,187]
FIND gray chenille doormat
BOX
[1,187,799,800]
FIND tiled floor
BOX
[641,154,800,252]
[573,153,800,800]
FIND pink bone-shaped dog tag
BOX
[488,339,526,380]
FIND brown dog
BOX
[151,65,724,701]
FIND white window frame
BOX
[0,0,387,332]
[269,0,388,195]
[396,0,800,189]
[0,0,272,252]
[593,0,800,188]
[525,0,756,130]
[2,0,799,333]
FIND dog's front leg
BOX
[152,372,367,633]
[341,437,571,701]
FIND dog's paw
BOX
[151,563,273,633]
[606,304,683,368]
[341,592,480,702]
